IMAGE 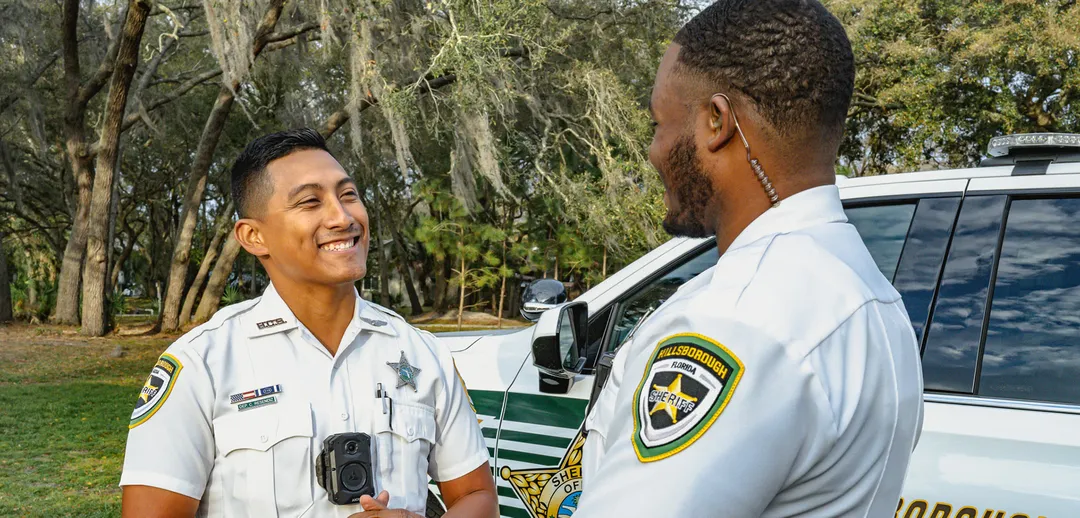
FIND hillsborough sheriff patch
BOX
[632,333,743,462]
[129,353,183,429]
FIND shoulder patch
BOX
[632,333,743,462]
[129,353,184,429]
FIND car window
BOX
[581,306,612,371]
[978,197,1080,404]
[921,195,1007,394]
[891,197,961,344]
[606,245,720,353]
[845,203,918,281]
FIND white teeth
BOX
[321,239,355,251]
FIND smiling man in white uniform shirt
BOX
[119,128,498,518]
[576,1,924,516]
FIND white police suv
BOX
[437,133,1080,518]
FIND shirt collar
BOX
[246,283,300,338]
[726,184,847,253]
[246,283,398,338]
[353,293,399,337]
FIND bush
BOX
[221,285,245,306]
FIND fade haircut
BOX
[673,0,854,143]
[230,128,334,218]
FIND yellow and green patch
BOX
[632,333,743,463]
[129,353,183,428]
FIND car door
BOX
[492,241,719,518]
[899,173,1080,518]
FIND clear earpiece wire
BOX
[714,94,780,207]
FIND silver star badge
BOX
[387,351,421,391]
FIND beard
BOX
[660,135,715,238]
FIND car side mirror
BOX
[520,278,568,322]
[530,301,588,393]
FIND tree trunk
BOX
[110,222,141,292]
[179,203,233,326]
[105,166,122,293]
[160,0,286,332]
[389,227,422,315]
[159,87,233,330]
[79,0,152,337]
[193,234,243,324]
[0,232,12,323]
[376,223,392,307]
[497,241,507,328]
[457,249,466,331]
[27,278,38,317]
[249,255,257,296]
[434,256,449,313]
[53,0,124,325]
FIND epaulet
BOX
[366,301,407,323]
[175,297,261,346]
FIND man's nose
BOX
[324,197,354,230]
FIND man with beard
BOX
[574,1,924,516]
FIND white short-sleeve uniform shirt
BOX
[577,185,925,517]
[119,284,488,517]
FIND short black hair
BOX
[673,0,854,142]
[230,128,334,218]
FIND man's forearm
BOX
[443,489,499,518]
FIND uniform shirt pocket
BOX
[371,401,436,512]
[213,401,315,518]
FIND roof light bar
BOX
[988,133,1080,157]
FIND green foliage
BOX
[221,285,245,306]
[109,290,129,317]
[829,0,1080,174]
[8,0,1073,324]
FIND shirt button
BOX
[260,435,268,443]
[407,426,414,436]
[340,413,349,420]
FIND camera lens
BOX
[344,441,359,455]
[340,462,368,491]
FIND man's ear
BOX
[705,94,738,153]
[234,219,269,258]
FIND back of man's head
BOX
[231,128,333,219]
[674,0,854,149]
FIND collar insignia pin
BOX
[387,351,421,391]
[256,318,286,330]
[361,316,387,327]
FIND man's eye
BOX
[299,198,320,207]
[650,120,659,129]
[341,190,359,199]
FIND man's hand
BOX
[347,491,423,518]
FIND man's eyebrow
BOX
[337,177,357,190]
[287,182,322,200]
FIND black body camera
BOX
[315,432,376,505]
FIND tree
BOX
[178,201,233,326]
[828,0,1080,174]
[192,233,243,325]
[53,0,125,325]
[159,0,318,332]
[80,0,154,336]
[0,232,12,323]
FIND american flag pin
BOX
[229,384,283,404]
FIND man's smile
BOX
[319,236,361,252]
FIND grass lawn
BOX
[0,324,175,517]
[0,317,522,516]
